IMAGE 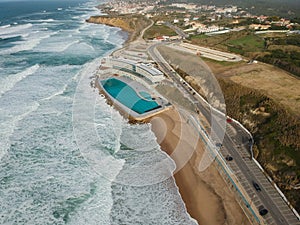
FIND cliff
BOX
[86,15,151,42]
[86,16,134,32]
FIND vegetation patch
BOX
[217,78,300,211]
[226,34,264,53]
[189,30,300,77]
[143,24,177,39]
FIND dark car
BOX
[253,181,261,191]
[216,143,223,148]
[225,155,233,161]
[258,205,268,216]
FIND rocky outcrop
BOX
[86,15,151,42]
[86,16,134,32]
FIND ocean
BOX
[0,0,198,224]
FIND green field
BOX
[189,30,300,76]
[226,34,265,53]
[143,24,177,39]
[190,30,265,54]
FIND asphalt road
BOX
[148,43,300,225]
[164,22,189,39]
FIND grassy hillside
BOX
[143,24,177,39]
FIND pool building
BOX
[100,57,165,84]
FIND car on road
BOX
[225,155,233,161]
[226,118,232,123]
[216,143,222,148]
[252,181,261,191]
[258,205,268,216]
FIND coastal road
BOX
[164,22,189,39]
[147,43,300,225]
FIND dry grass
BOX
[203,59,300,115]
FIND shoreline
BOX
[88,9,251,225]
[150,109,251,225]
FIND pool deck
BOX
[96,75,172,122]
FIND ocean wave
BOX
[35,37,80,53]
[0,102,40,161]
[110,177,198,225]
[0,32,55,55]
[58,40,80,52]
[72,57,125,180]
[0,23,32,37]
[24,19,57,25]
[78,42,95,51]
[58,40,79,52]
[41,84,68,101]
[0,64,40,97]
[0,24,11,29]
[35,19,56,22]
[0,32,30,39]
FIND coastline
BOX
[150,109,251,225]
[89,11,251,225]
[86,14,151,44]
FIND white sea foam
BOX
[1,32,55,54]
[0,102,40,161]
[0,64,40,97]
[35,19,55,22]
[36,36,80,52]
[67,176,114,225]
[110,177,198,225]
[0,29,33,39]
[0,24,11,29]
[79,42,95,51]
[58,40,79,52]
[25,19,57,25]
[0,23,32,37]
[72,57,125,180]
[1,38,40,54]
[58,40,80,52]
[41,84,68,101]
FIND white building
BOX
[101,57,165,84]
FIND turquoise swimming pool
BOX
[101,78,161,114]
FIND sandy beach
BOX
[151,108,251,225]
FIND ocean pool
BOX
[101,78,161,114]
